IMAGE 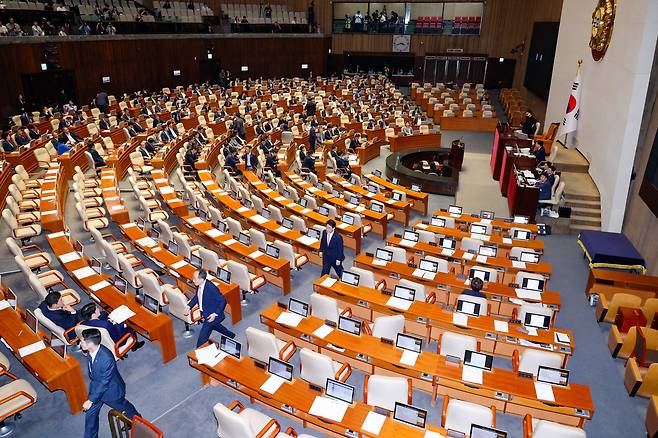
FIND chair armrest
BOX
[335,362,352,382]
[375,279,386,291]
[624,357,643,396]
[362,321,372,335]
[608,325,623,357]
[512,349,520,373]
[406,378,413,404]
[250,274,266,291]
[425,292,436,304]
[339,307,352,318]
[491,405,497,427]
[21,243,45,253]
[0,390,36,412]
[255,419,280,438]
[227,400,244,413]
[114,332,137,359]
[190,306,202,323]
[596,294,609,322]
[284,427,297,438]
[476,341,481,352]
[441,396,449,427]
[278,339,297,362]
[523,414,533,438]
[64,325,80,345]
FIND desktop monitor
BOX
[238,232,251,246]
[480,210,495,220]
[342,214,355,226]
[136,217,146,230]
[512,229,531,240]
[402,230,419,242]
[470,425,508,438]
[456,299,482,316]
[440,238,457,250]
[393,402,427,429]
[375,248,393,262]
[268,357,294,381]
[265,244,280,259]
[149,228,160,240]
[25,309,39,333]
[190,253,203,269]
[537,366,569,386]
[469,268,491,282]
[307,228,321,240]
[326,379,355,404]
[283,189,291,199]
[73,240,84,255]
[220,335,241,359]
[168,240,179,256]
[470,223,489,235]
[282,217,294,230]
[217,221,229,233]
[394,285,416,301]
[331,189,340,198]
[318,206,330,217]
[348,195,360,205]
[143,295,159,314]
[396,333,422,353]
[198,209,208,222]
[524,312,551,330]
[411,184,422,192]
[340,271,360,286]
[367,184,378,194]
[51,338,67,359]
[513,215,530,224]
[419,259,438,273]
[391,177,400,185]
[522,277,545,291]
[431,216,446,227]
[288,298,309,317]
[448,205,463,215]
[261,209,271,220]
[338,315,361,335]
[114,274,127,293]
[478,245,498,258]
[299,198,308,208]
[218,268,232,284]
[371,202,384,213]
[520,251,540,263]
[464,350,493,371]
[391,192,403,201]
[242,198,252,209]
[373,169,382,177]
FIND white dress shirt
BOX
[196,280,206,312]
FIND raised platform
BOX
[385,148,459,195]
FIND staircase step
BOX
[564,192,601,202]
[569,207,601,218]
[569,223,602,234]
[570,215,602,227]
[564,198,601,209]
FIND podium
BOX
[491,123,532,181]
[449,140,465,171]
[507,167,539,222]
[500,147,537,197]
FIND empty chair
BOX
[173,232,201,260]
[245,327,296,364]
[321,203,337,218]
[423,255,451,274]
[513,349,563,376]
[139,271,178,307]
[130,151,153,175]
[226,217,243,237]
[213,400,283,438]
[2,209,41,243]
[6,237,50,271]
[0,378,38,436]
[164,286,200,338]
[290,215,307,233]
[460,237,484,252]
[310,293,350,323]
[299,348,351,387]
[226,260,266,302]
[249,229,267,250]
[302,195,317,210]
[416,229,436,243]
[364,374,412,412]
[268,205,283,223]
[14,165,40,188]
[6,196,39,225]
[33,148,51,170]
[273,240,308,270]
[369,314,405,340]
[509,246,539,260]
[438,331,479,360]
[250,195,265,214]
[75,202,109,231]
[350,266,385,291]
[118,253,154,292]
[384,245,408,264]
[198,248,224,273]
[398,278,434,303]
[456,293,489,317]
[441,396,496,435]
[523,415,587,438]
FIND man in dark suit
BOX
[305,99,316,117]
[80,303,144,351]
[532,141,546,163]
[1,132,16,153]
[98,117,110,131]
[38,291,80,331]
[80,328,139,438]
[13,129,30,146]
[302,154,316,174]
[243,145,257,170]
[87,142,106,168]
[59,127,82,145]
[184,269,236,347]
[319,219,344,276]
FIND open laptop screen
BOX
[326,379,354,404]
[524,312,551,330]
[340,271,360,286]
[393,402,427,429]
[220,335,241,359]
[375,248,393,262]
[464,350,493,371]
[288,298,309,317]
[448,205,462,215]
[338,315,361,335]
[537,366,569,386]
[268,357,293,381]
[470,424,508,438]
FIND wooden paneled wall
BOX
[0,35,329,117]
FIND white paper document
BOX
[275,226,290,233]
[251,215,268,224]
[259,375,286,394]
[494,320,509,333]
[526,327,539,337]
[312,324,334,339]
[89,280,111,292]
[205,228,222,238]
[462,252,474,260]
[171,260,188,269]
[0,300,10,311]
[108,305,136,324]
[249,250,264,259]
[424,432,442,438]
[274,196,286,202]
[534,381,555,402]
[296,235,318,246]
[398,239,416,248]
[462,365,483,384]
[73,266,96,280]
[19,340,46,358]
[554,332,571,345]
[361,411,386,435]
[319,277,337,288]
[412,268,425,278]
[309,396,349,422]
[453,312,469,326]
[399,350,419,366]
[60,251,81,263]
[515,288,542,300]
[441,249,455,256]
[372,259,388,266]
[337,223,349,230]
[386,296,412,311]
[476,255,488,263]
[512,261,527,269]
[223,238,237,246]
[187,217,203,225]
[160,186,174,195]
[275,311,304,327]
[236,206,249,213]
[195,343,227,367]
[136,237,157,247]
[300,208,312,214]
[416,223,428,229]
[503,238,513,245]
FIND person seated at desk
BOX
[1,132,16,153]
[87,141,106,168]
[184,145,198,171]
[138,141,153,160]
[98,116,111,131]
[401,121,413,136]
[302,154,316,174]
[80,303,145,352]
[27,124,40,140]
[225,150,240,176]
[38,291,81,332]
[56,139,71,155]
[259,134,274,154]
[265,151,280,177]
[462,277,486,298]
[532,141,546,163]
[132,120,147,134]
[13,128,31,146]
[58,116,72,130]
[535,173,552,202]
[243,145,257,170]
[59,127,82,145]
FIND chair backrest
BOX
[75,323,120,360]
[398,279,426,302]
[213,402,256,438]
[460,237,483,252]
[246,327,280,364]
[531,419,587,438]
[300,348,335,387]
[518,349,563,375]
[606,293,643,320]
[117,253,138,287]
[349,266,376,289]
[365,374,410,411]
[444,398,494,434]
[273,240,295,265]
[456,294,489,316]
[519,303,554,325]
[34,308,67,342]
[515,271,546,290]
[310,293,339,323]
[156,219,173,244]
[371,314,405,340]
[439,331,477,360]
[268,204,283,223]
[249,229,267,250]
[291,215,307,233]
[226,260,250,291]
[226,217,242,237]
[163,285,192,324]
[198,248,220,273]
[173,232,193,259]
[138,271,166,306]
[383,245,407,264]
[417,230,436,244]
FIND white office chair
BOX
[383,245,408,264]
[118,253,154,292]
[173,232,202,260]
[299,348,351,388]
[513,348,563,376]
[164,286,200,338]
[0,379,38,436]
[268,205,284,223]
[369,314,405,340]
[2,209,41,244]
[364,374,412,412]
[398,279,434,303]
[290,215,307,233]
[6,196,39,225]
[198,248,226,273]
[227,217,243,237]
[416,230,436,244]
[517,303,554,327]
[438,331,479,360]
[213,400,282,438]
[460,237,484,252]
[442,396,496,434]
[309,293,351,323]
[350,267,385,291]
[523,416,587,438]
[137,271,171,307]
[273,240,308,270]
[226,260,266,304]
[5,237,50,271]
[245,327,296,364]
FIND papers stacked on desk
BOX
[476,255,488,263]
[195,343,227,367]
[223,238,237,246]
[19,340,46,358]
[160,186,174,195]
[502,238,513,245]
[171,260,188,269]
[60,251,81,263]
[73,266,96,280]
[416,223,428,229]
[262,188,273,194]
[108,305,136,324]
[424,432,442,438]
[205,228,222,238]
[355,206,366,212]
[515,288,542,300]
[453,313,469,327]
[441,249,455,256]
[296,235,318,246]
[361,411,386,435]
[522,170,534,178]
[136,237,158,248]
[259,375,286,394]
[275,226,290,234]
[236,206,249,213]
[462,252,474,260]
[471,233,490,241]
[251,215,268,224]
[494,320,509,333]
[187,217,203,225]
[412,269,435,280]
[319,277,337,288]
[309,396,349,422]
[554,332,571,344]
[399,350,419,366]
[512,261,527,269]
[312,324,334,339]
[274,196,286,202]
[534,381,555,402]
[337,223,349,230]
[89,280,111,292]
[248,250,264,259]
[275,311,304,327]
[300,208,312,214]
[462,365,483,384]
[386,296,412,311]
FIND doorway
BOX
[21,69,77,109]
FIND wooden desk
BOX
[151,169,189,218]
[500,148,537,197]
[39,163,66,232]
[586,269,658,294]
[47,231,177,364]
[261,304,593,426]
[0,304,87,414]
[507,170,539,222]
[313,275,573,363]
[438,116,499,132]
[119,222,242,325]
[100,168,130,224]
[431,210,539,234]
[180,215,292,295]
[363,173,429,216]
[389,133,442,153]
[187,347,450,438]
